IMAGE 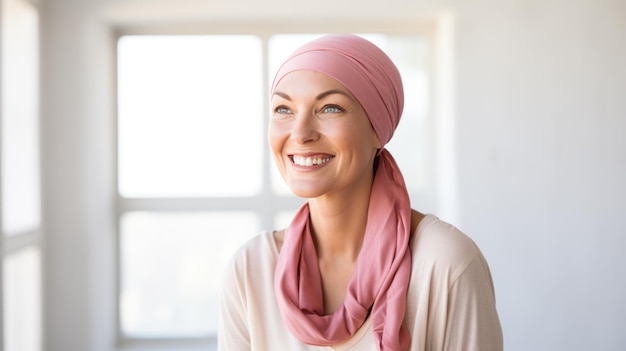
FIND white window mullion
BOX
[2,230,41,256]
[117,196,303,213]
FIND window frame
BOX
[112,20,438,350]
[0,0,43,350]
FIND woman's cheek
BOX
[268,123,289,163]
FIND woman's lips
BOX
[290,154,334,167]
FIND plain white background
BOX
[35,0,625,350]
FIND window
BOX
[117,35,270,341]
[1,0,42,350]
[116,30,431,347]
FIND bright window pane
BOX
[120,211,259,337]
[1,0,40,235]
[117,35,263,197]
[267,34,430,197]
[3,247,42,351]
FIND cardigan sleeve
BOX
[218,252,251,351]
[443,249,504,351]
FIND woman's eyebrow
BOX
[272,91,291,100]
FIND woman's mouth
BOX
[291,155,334,167]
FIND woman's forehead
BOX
[272,70,356,99]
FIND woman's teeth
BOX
[293,155,333,166]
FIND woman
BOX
[219,34,503,350]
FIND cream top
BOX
[218,214,503,350]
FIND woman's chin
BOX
[286,182,326,199]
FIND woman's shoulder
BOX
[223,231,279,281]
[410,214,483,281]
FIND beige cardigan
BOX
[218,214,503,350]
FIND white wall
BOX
[450,1,626,349]
[40,4,115,351]
[39,0,626,350]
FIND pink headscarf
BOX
[273,34,412,351]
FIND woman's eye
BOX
[321,105,343,113]
[274,106,292,114]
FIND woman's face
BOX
[269,70,382,199]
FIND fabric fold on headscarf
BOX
[272,34,412,351]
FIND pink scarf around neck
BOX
[272,35,412,351]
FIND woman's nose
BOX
[290,111,319,144]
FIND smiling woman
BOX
[218,34,502,351]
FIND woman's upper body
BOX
[218,213,503,350]
[218,34,503,350]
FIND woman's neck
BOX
[307,186,372,262]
